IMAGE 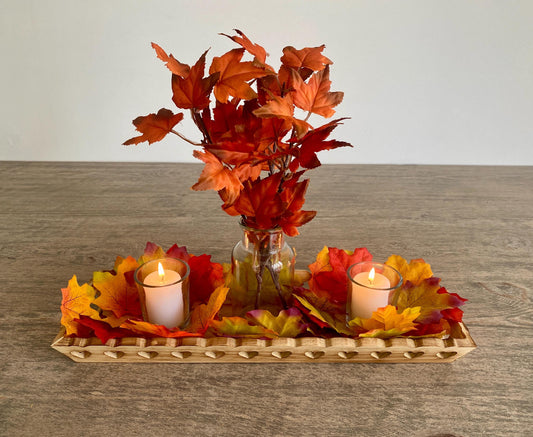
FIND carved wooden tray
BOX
[51,321,476,363]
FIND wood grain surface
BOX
[1,162,531,436]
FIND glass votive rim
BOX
[347,261,403,291]
[134,257,190,288]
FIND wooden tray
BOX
[51,322,476,363]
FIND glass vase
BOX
[230,222,295,314]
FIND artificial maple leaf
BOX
[280,45,332,80]
[254,117,292,151]
[246,307,308,337]
[348,305,420,338]
[187,285,230,334]
[60,275,101,336]
[188,255,225,305]
[308,246,373,304]
[75,316,133,344]
[123,108,184,145]
[293,293,352,335]
[392,278,464,324]
[165,243,191,262]
[279,210,317,237]
[191,149,243,204]
[138,241,166,264]
[151,42,190,77]
[232,173,284,229]
[210,48,268,103]
[210,316,277,338]
[92,255,142,321]
[252,94,311,138]
[120,319,201,338]
[172,50,220,110]
[405,319,449,338]
[222,29,268,64]
[441,307,464,323]
[290,66,343,118]
[292,118,352,169]
[385,255,433,286]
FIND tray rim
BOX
[51,321,476,363]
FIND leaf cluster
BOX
[124,30,352,235]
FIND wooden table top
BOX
[1,161,531,436]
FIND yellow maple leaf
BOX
[348,305,420,338]
[60,275,101,336]
[385,255,433,285]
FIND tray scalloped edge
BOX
[51,322,476,363]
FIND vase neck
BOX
[241,226,284,253]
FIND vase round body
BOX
[231,223,295,314]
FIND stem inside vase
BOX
[231,222,295,313]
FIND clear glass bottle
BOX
[230,222,295,314]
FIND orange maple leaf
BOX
[61,276,101,336]
[123,108,184,145]
[290,66,343,118]
[120,319,201,338]
[348,305,420,338]
[221,29,268,64]
[171,50,220,110]
[210,48,269,103]
[187,285,229,335]
[191,149,243,203]
[252,94,310,138]
[151,42,190,78]
[92,256,142,321]
[281,45,332,79]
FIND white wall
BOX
[1,0,532,165]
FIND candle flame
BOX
[157,262,165,281]
[368,267,375,285]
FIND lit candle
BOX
[350,267,392,319]
[143,262,184,328]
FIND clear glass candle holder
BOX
[134,257,190,329]
[347,261,403,321]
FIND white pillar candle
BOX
[143,262,184,328]
[350,268,391,319]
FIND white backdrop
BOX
[1,0,532,165]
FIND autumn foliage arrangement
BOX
[60,31,469,345]
[60,243,467,342]
[124,30,351,236]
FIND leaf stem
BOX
[170,130,203,146]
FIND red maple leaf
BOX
[291,118,352,169]
[232,173,284,229]
[309,246,373,304]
